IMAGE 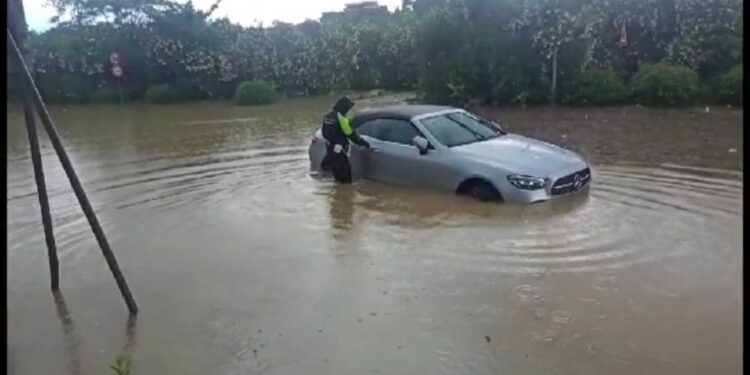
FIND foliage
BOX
[109,355,131,375]
[561,68,629,105]
[414,5,469,104]
[715,65,743,106]
[36,74,93,104]
[234,80,276,105]
[90,85,121,103]
[88,83,146,102]
[144,84,177,103]
[631,62,700,106]
[28,0,743,107]
[145,82,201,104]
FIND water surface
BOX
[7,98,742,374]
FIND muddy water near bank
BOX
[475,106,743,171]
[7,99,742,374]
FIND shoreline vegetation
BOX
[6,90,743,113]
[10,0,743,108]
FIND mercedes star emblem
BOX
[573,173,582,189]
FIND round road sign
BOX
[111,65,123,78]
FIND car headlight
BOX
[507,174,546,190]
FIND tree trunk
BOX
[550,47,558,106]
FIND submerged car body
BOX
[309,105,591,203]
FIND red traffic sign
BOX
[111,65,123,78]
[110,52,121,66]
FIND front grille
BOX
[551,168,591,196]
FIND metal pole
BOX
[8,29,139,315]
[117,80,124,105]
[21,89,60,290]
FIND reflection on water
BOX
[328,184,356,253]
[53,291,82,375]
[120,315,138,366]
[49,291,138,375]
[329,185,356,233]
[7,99,742,375]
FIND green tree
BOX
[31,0,742,106]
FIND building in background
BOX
[344,1,387,11]
[322,1,389,23]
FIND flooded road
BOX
[7,97,742,374]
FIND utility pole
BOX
[7,0,139,315]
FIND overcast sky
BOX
[22,0,403,31]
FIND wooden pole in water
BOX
[7,28,139,315]
[8,0,61,290]
[21,90,60,290]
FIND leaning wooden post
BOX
[7,29,139,315]
[21,91,60,290]
[8,5,60,290]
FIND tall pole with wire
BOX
[8,0,60,290]
[7,22,139,315]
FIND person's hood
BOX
[333,97,354,115]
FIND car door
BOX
[355,118,445,188]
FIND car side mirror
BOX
[413,136,430,155]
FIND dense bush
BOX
[145,84,177,104]
[491,63,547,106]
[28,0,742,107]
[716,65,743,106]
[90,85,121,103]
[144,83,201,104]
[88,83,147,103]
[234,81,276,106]
[631,63,700,107]
[561,69,629,106]
[36,74,92,104]
[199,81,236,100]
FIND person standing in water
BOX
[321,97,372,183]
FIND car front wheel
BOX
[462,180,502,202]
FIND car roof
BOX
[351,105,456,125]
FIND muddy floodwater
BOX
[7,96,742,374]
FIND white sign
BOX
[111,65,123,78]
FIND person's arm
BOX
[337,113,370,148]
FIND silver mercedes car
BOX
[309,105,591,203]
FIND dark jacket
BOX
[321,97,370,149]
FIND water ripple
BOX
[422,164,741,274]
